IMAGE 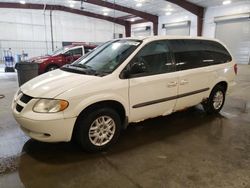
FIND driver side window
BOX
[128,40,173,77]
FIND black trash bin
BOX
[15,62,39,86]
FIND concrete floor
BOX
[0,65,249,188]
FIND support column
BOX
[153,21,158,35]
[125,22,131,37]
[197,16,203,36]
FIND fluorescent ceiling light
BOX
[20,0,26,4]
[70,4,74,8]
[103,12,109,16]
[222,0,231,5]
[165,12,172,16]
[166,8,174,11]
[103,8,111,12]
[68,0,76,3]
[136,3,142,7]
[130,18,135,22]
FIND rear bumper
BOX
[227,81,236,95]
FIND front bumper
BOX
[14,116,76,142]
[12,91,76,142]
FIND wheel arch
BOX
[73,100,128,136]
[45,63,59,72]
[213,81,228,92]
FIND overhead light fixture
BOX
[130,18,135,22]
[103,8,111,12]
[70,4,74,8]
[136,3,142,7]
[103,12,109,16]
[20,0,26,4]
[166,8,174,12]
[222,0,231,5]
[165,12,172,16]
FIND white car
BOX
[12,36,237,152]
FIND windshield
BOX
[49,47,69,56]
[69,39,142,75]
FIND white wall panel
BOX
[0,8,125,59]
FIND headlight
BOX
[14,89,22,101]
[33,99,69,113]
[35,59,48,64]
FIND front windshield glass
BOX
[71,39,142,74]
[49,47,69,56]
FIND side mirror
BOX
[64,52,73,57]
[130,62,147,75]
[120,59,147,79]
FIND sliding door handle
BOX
[180,80,189,85]
[168,81,177,87]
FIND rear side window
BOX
[168,39,232,71]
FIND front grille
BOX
[20,93,33,104]
[16,103,24,112]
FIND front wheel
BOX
[202,85,226,114]
[75,108,121,152]
[46,65,59,72]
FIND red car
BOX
[30,44,96,74]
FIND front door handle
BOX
[180,80,189,85]
[168,81,177,87]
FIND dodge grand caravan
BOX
[12,36,237,152]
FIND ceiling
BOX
[0,0,249,20]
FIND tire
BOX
[202,85,226,114]
[75,107,121,152]
[46,65,58,72]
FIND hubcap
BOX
[213,91,224,110]
[88,116,116,146]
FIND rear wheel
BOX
[75,107,121,152]
[203,85,226,114]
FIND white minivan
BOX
[12,36,237,152]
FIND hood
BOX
[28,55,51,63]
[20,69,99,98]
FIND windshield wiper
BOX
[72,64,93,70]
[63,64,105,76]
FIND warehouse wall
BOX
[203,1,250,38]
[0,8,125,60]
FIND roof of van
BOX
[122,35,220,42]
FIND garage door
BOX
[163,21,190,36]
[132,26,151,37]
[215,14,250,65]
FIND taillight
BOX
[234,64,238,75]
